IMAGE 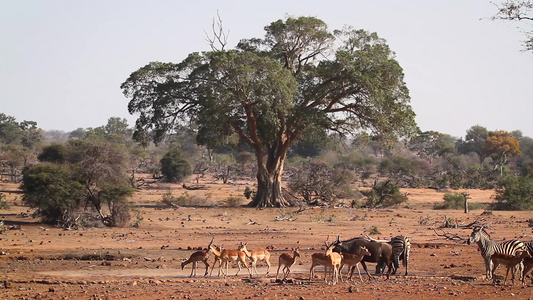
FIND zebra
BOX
[390,235,411,275]
[467,226,526,279]
[375,235,411,275]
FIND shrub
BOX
[161,191,207,207]
[224,196,244,207]
[368,226,380,235]
[493,175,533,210]
[288,161,354,206]
[0,193,10,209]
[21,163,84,224]
[160,149,192,183]
[361,180,408,208]
[243,186,255,199]
[434,192,486,210]
[109,200,131,227]
[38,143,68,163]
[434,193,465,209]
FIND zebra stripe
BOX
[523,241,533,256]
[390,235,411,276]
[467,227,526,279]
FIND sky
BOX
[1,0,532,138]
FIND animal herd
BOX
[467,226,533,285]
[181,235,411,285]
[180,227,533,286]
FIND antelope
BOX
[209,242,252,278]
[209,244,224,277]
[181,238,216,277]
[325,242,342,285]
[467,226,526,279]
[276,247,300,281]
[339,246,371,282]
[491,250,531,285]
[522,255,533,286]
[238,242,271,277]
[309,250,332,282]
[522,241,533,285]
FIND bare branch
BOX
[204,10,229,51]
[432,228,465,242]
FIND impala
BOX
[325,242,342,285]
[339,246,371,282]
[181,237,216,277]
[276,248,300,281]
[209,242,252,278]
[238,242,271,277]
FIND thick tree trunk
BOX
[249,152,290,207]
[248,167,290,207]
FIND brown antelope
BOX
[325,242,342,285]
[491,251,531,285]
[339,246,371,282]
[238,242,271,277]
[181,249,210,277]
[181,238,216,277]
[309,251,331,282]
[522,256,533,285]
[276,248,300,281]
[209,244,224,277]
[209,242,252,278]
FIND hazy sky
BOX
[1,1,532,138]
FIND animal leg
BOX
[203,259,210,277]
[276,264,282,280]
[486,258,493,280]
[266,259,271,276]
[360,261,374,280]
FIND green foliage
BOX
[409,131,454,163]
[0,193,10,209]
[21,163,84,223]
[493,175,533,210]
[243,186,255,199]
[379,156,419,177]
[368,226,381,235]
[160,149,192,183]
[361,180,408,208]
[38,143,68,163]
[456,125,489,165]
[434,192,486,210]
[528,218,533,228]
[434,193,466,210]
[122,16,418,207]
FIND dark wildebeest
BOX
[332,236,393,279]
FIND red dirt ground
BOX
[1,178,533,299]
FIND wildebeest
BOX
[332,236,393,279]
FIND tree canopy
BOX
[122,16,418,207]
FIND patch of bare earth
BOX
[1,178,532,299]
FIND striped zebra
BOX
[467,226,526,279]
[390,235,411,276]
[375,235,411,275]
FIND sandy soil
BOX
[1,177,533,300]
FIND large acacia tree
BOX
[122,17,417,207]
